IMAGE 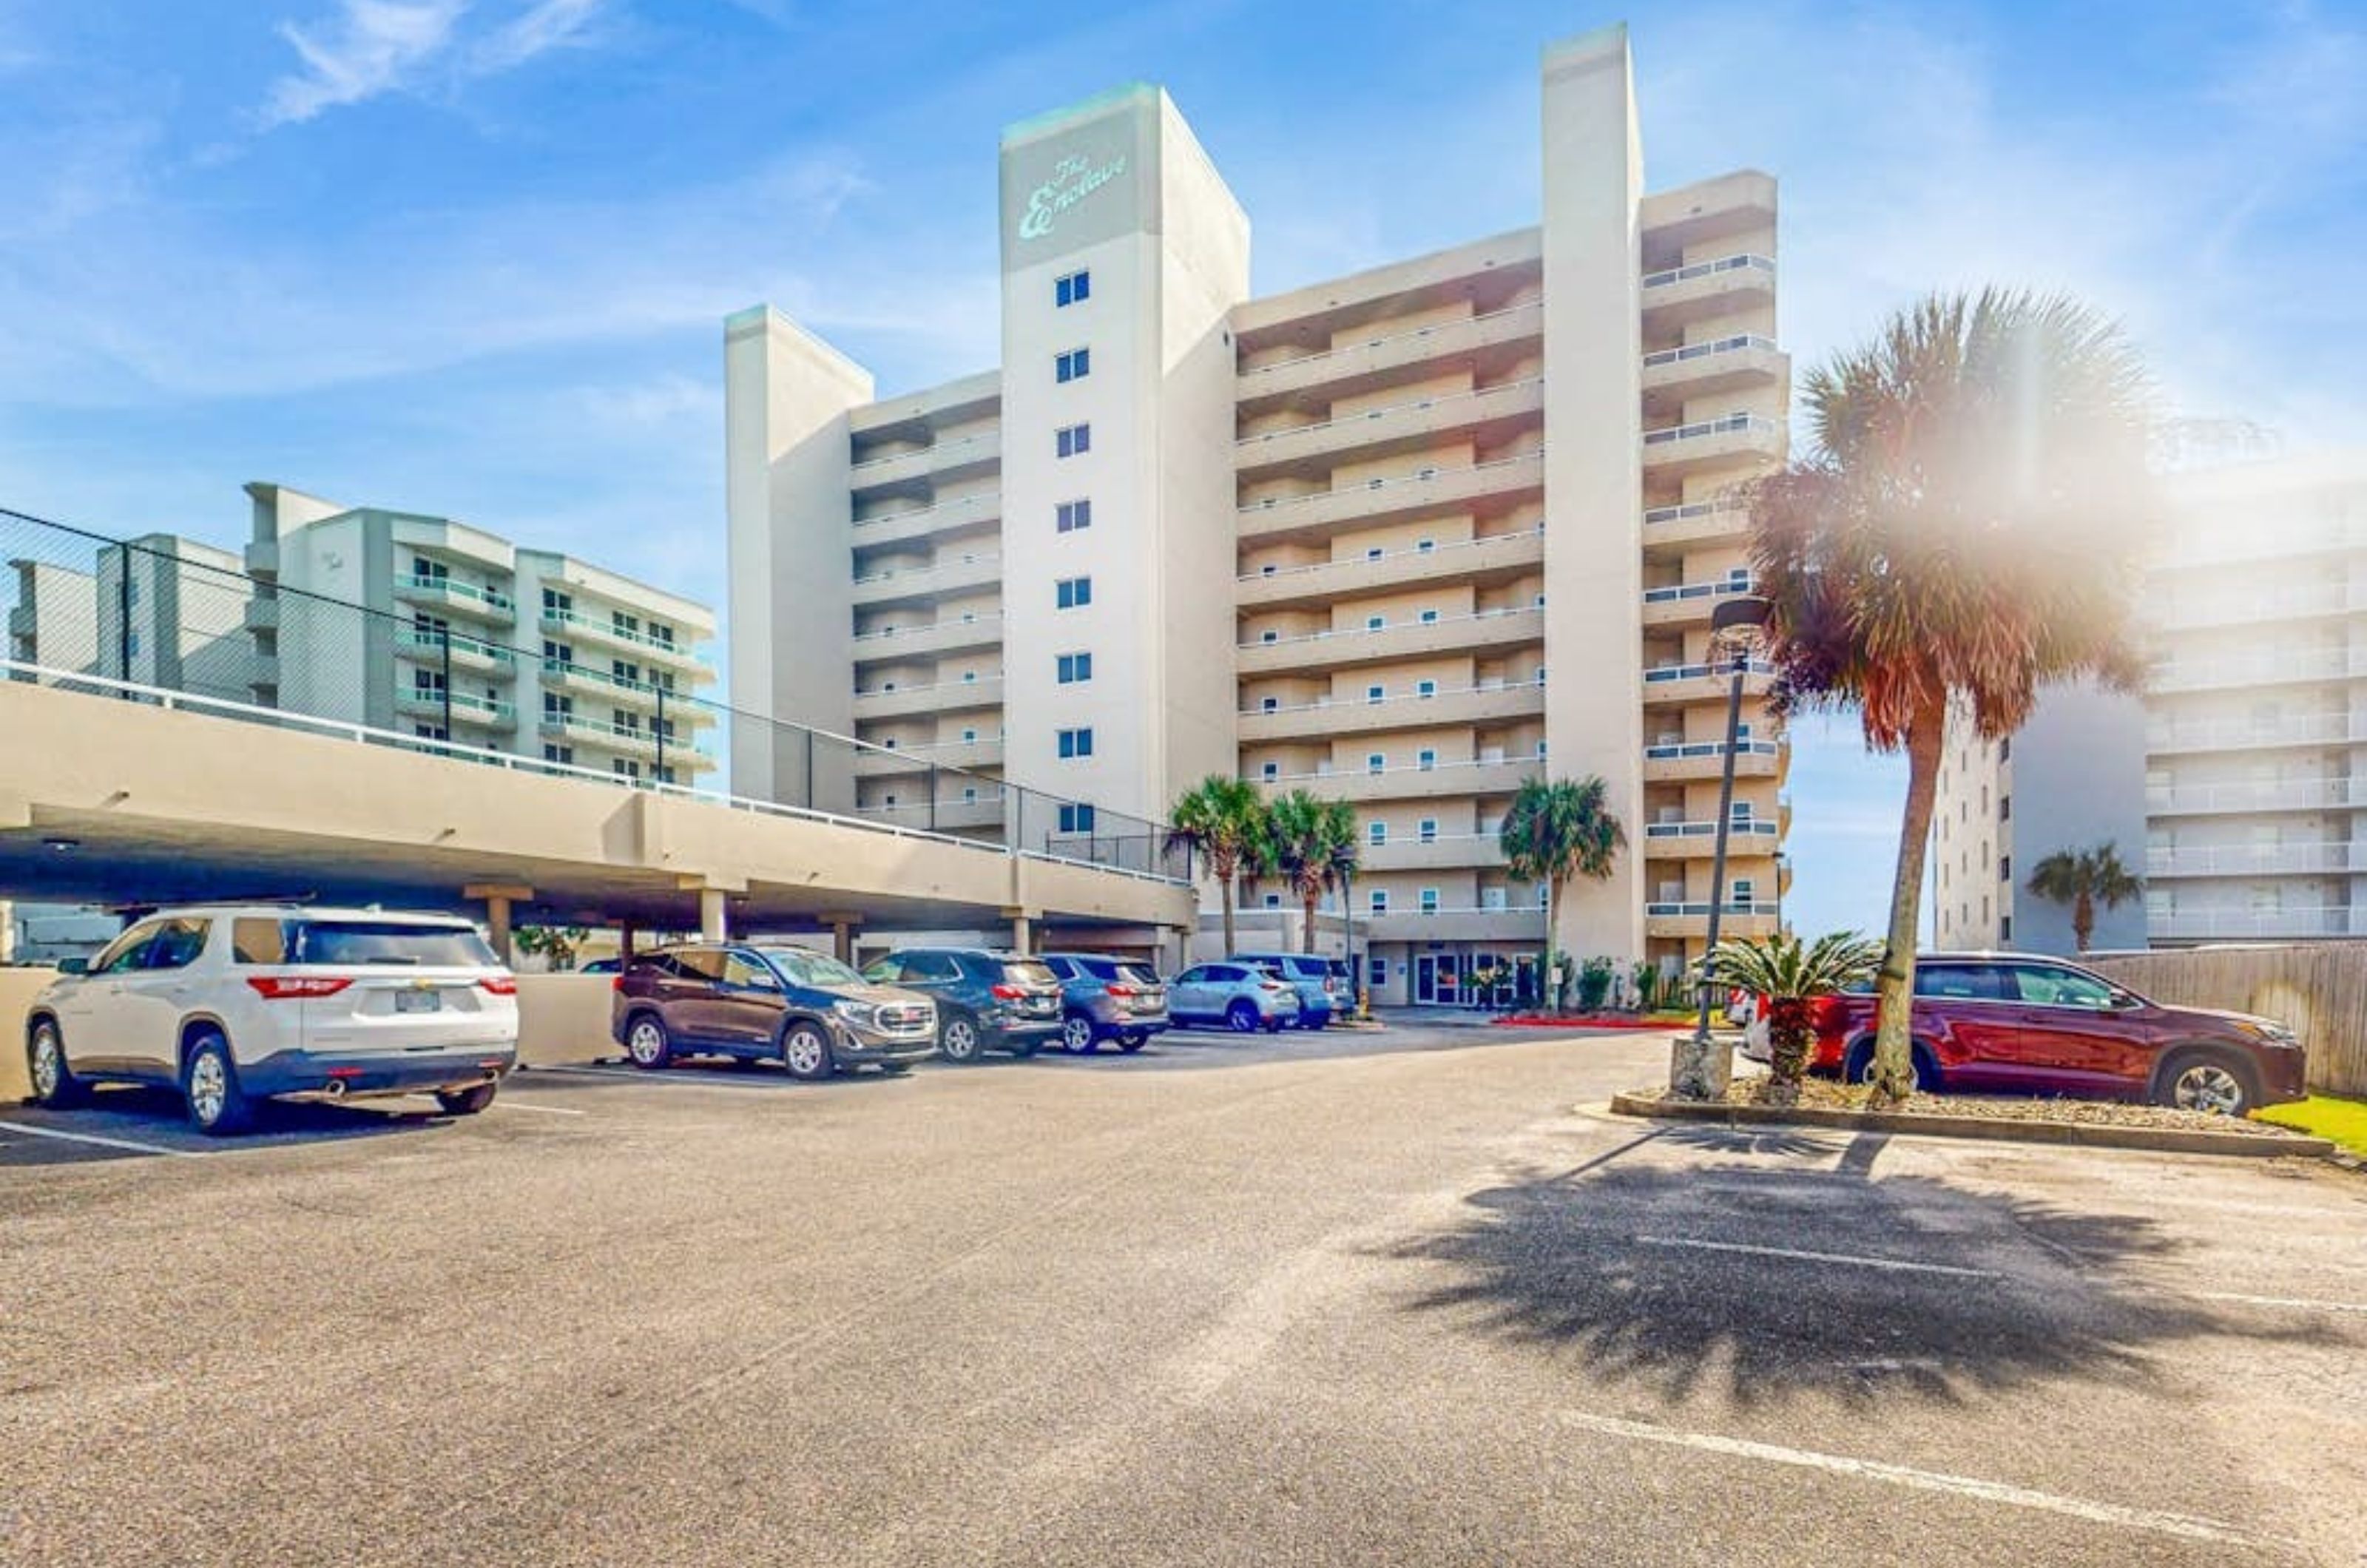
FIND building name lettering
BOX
[1019,152,1128,240]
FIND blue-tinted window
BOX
[1056,499,1092,533]
[1056,652,1092,684]
[1058,803,1096,833]
[1056,575,1093,610]
[1056,269,1091,307]
[1056,422,1091,458]
[1057,727,1094,760]
[1056,348,1091,383]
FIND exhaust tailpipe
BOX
[322,1078,348,1100]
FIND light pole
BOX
[1672,593,1770,1099]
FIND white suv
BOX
[24,905,520,1135]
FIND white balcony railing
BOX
[852,611,1005,646]
[1641,334,1780,369]
[1643,413,1783,450]
[2147,843,2366,877]
[1235,451,1542,517]
[1645,739,1784,763]
[1251,754,1542,788]
[851,430,996,473]
[1237,524,1543,584]
[1646,900,1783,919]
[2147,713,2363,751]
[2151,908,2363,939]
[1240,677,1544,719]
[1237,300,1544,380]
[2147,648,2367,693]
[1644,575,1756,606]
[1643,820,1783,842]
[852,492,1001,532]
[1239,604,1542,653]
[851,551,1001,589]
[1645,658,1778,684]
[1642,254,1776,291]
[1643,499,1749,529]
[2148,778,2367,814]
[1235,376,1544,451]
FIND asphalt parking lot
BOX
[2,1021,2362,1566]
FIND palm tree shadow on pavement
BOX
[1371,1150,2347,1410]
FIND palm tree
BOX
[1164,775,1270,958]
[1263,790,1360,952]
[1708,930,1883,1106]
[2025,842,2144,953]
[1499,776,1627,1010]
[1751,288,2155,1104]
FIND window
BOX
[1999,737,2011,763]
[1369,956,1388,986]
[1056,652,1093,684]
[1732,801,1753,823]
[1482,887,1507,911]
[1419,609,1440,625]
[612,758,642,780]
[1057,727,1094,759]
[1260,761,1279,781]
[124,577,140,607]
[2008,963,2116,1010]
[612,611,640,638]
[1369,890,1389,913]
[1263,893,1281,909]
[414,669,447,696]
[1417,748,1436,771]
[1056,422,1091,458]
[1365,615,1385,631]
[1260,696,1278,713]
[1417,538,1436,553]
[125,631,141,658]
[962,785,978,803]
[1058,803,1096,834]
[1417,680,1436,698]
[1055,347,1091,382]
[414,555,450,584]
[1366,753,1385,774]
[1260,629,1278,643]
[2000,794,2012,821]
[2000,915,2013,941]
[1419,888,1440,914]
[543,743,573,765]
[1055,268,1090,307]
[2000,856,2012,882]
[413,723,448,740]
[1056,499,1092,533]
[1366,684,1385,705]
[1731,879,1756,907]
[543,693,573,718]
[541,587,570,615]
[1365,547,1385,561]
[961,726,979,743]
[1056,575,1093,609]
[1419,819,1437,844]
[1368,822,1386,846]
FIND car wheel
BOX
[877,1063,913,1076]
[780,1022,834,1082]
[2155,1051,2258,1117]
[1845,1041,1941,1094]
[1298,1014,1325,1032]
[183,1032,254,1137]
[26,1020,85,1108]
[939,1016,983,1064]
[1061,1015,1098,1055]
[624,1013,673,1070]
[1118,1031,1148,1053]
[435,1082,499,1116]
[1226,1000,1258,1033]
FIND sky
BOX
[1,0,2362,937]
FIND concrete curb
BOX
[1607,1092,2337,1160]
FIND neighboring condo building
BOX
[246,483,720,783]
[725,25,1792,1001]
[11,535,255,699]
[1934,450,2367,951]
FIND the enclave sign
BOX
[1019,152,1129,241]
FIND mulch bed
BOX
[1493,1013,1689,1030]
[1624,1075,2309,1140]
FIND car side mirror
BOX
[56,956,88,976]
[2108,988,2141,1010]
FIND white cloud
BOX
[260,0,470,127]
[470,0,610,75]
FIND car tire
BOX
[1061,1015,1098,1055]
[2152,1049,2259,1117]
[780,1021,834,1082]
[435,1082,499,1116]
[624,1013,673,1071]
[1298,1014,1325,1032]
[1844,1039,1942,1094]
[877,1062,914,1076]
[183,1032,254,1137]
[939,1015,983,1064]
[1226,1000,1258,1033]
[1118,1031,1149,1053]
[25,1019,86,1108]
[1008,1037,1041,1060]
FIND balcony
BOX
[1237,680,1545,743]
[1645,901,1781,940]
[2152,907,2364,941]
[1641,413,1785,479]
[1236,527,1543,611]
[1641,334,1786,408]
[850,737,1005,778]
[1362,834,1509,873]
[1235,378,1544,481]
[1639,253,1777,329]
[851,612,1004,664]
[396,689,516,734]
[394,625,516,675]
[1235,301,1545,410]
[1642,575,1757,629]
[537,608,710,675]
[2155,581,2367,631]
[2147,777,2367,815]
[1641,499,1751,555]
[1363,907,1549,944]
[1237,451,1545,544]
[1237,606,1543,677]
[2147,712,2364,754]
[851,491,1002,549]
[2147,842,2366,878]
[850,551,1002,609]
[538,660,709,720]
[1641,658,1777,706]
[1644,738,1786,783]
[242,597,279,635]
[536,713,678,762]
[852,675,1004,721]
[393,572,516,626]
[848,428,1002,496]
[2158,520,2367,572]
[2147,647,2367,695]
[1641,820,1783,859]
[1255,755,1542,805]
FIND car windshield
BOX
[759,947,868,989]
[285,920,498,967]
[1002,960,1059,988]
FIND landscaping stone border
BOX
[1607,1092,2337,1160]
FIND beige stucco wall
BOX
[0,967,53,1100]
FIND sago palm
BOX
[1164,774,1269,957]
[1499,776,1626,1008]
[1708,930,1883,1106]
[1264,790,1360,953]
[1750,288,2156,1104]
[2025,842,2144,953]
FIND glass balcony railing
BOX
[1641,253,1776,291]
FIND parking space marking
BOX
[1557,1410,2293,1552]
[525,1064,809,1094]
[2192,1290,2367,1316]
[0,1119,206,1160]
[492,1101,588,1116]
[1634,1234,1998,1280]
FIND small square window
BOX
[1056,347,1092,383]
[1366,684,1385,704]
[1419,888,1440,914]
[1056,499,1093,533]
[1419,609,1440,625]
[1264,893,1282,909]
[1369,890,1389,913]
[1056,576,1093,610]
[1056,651,1093,684]
[1365,615,1385,632]
[1055,268,1091,307]
[1417,748,1436,771]
[1260,696,1278,712]
[1416,538,1436,553]
[1368,956,1388,985]
[1418,820,1437,844]
[1365,547,1384,561]
[1056,422,1092,459]
[1416,680,1436,698]
[1260,629,1279,643]
[1368,822,1387,845]
[1260,762,1279,781]
[961,727,978,743]
[1058,803,1096,834]
[1366,753,1386,775]
[1057,727,1094,760]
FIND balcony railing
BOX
[1643,575,1755,606]
[2147,648,2367,692]
[850,430,996,473]
[1235,450,1543,517]
[1237,300,1544,380]
[852,611,1005,646]
[2155,583,2367,629]
[1645,739,1783,763]
[1643,820,1783,842]
[399,690,515,726]
[394,626,516,667]
[538,606,706,664]
[2151,908,2363,939]
[1237,524,1543,584]
[396,573,515,616]
[1240,677,1544,718]
[851,550,1001,588]
[852,492,1001,533]
[2147,713,2363,752]
[1646,900,1783,918]
[1645,658,1778,684]
[1641,334,1780,369]
[1642,254,1776,291]
[1235,376,1543,451]
[1237,604,1542,652]
[2147,778,2367,814]
[1643,499,1749,529]
[1251,754,1542,788]
[2147,842,2366,876]
[1642,413,1783,450]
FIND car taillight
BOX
[611,975,626,992]
[990,983,1025,999]
[1106,984,1138,998]
[246,976,352,1000]
[478,977,518,996]
[1261,979,1290,992]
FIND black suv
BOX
[860,948,1064,1063]
[612,942,938,1078]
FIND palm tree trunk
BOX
[1541,879,1556,1013]
[2074,892,2093,952]
[1218,856,1238,957]
[1303,893,1318,955]
[1870,703,1944,1106]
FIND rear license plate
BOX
[394,990,442,1014]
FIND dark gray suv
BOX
[611,942,937,1078]
[861,948,1064,1063]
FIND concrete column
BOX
[619,920,638,964]
[699,888,729,943]
[465,883,533,966]
[831,919,860,963]
[0,899,14,966]
[1005,909,1034,955]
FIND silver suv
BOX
[1166,962,1302,1034]
[1039,953,1170,1053]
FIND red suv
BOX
[1800,953,2307,1115]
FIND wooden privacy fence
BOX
[2086,945,2367,1099]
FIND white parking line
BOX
[526,1064,798,1093]
[1634,1234,1998,1279]
[1557,1410,2291,1552]
[492,1101,588,1117]
[0,1119,205,1160]
[2192,1290,2367,1316]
